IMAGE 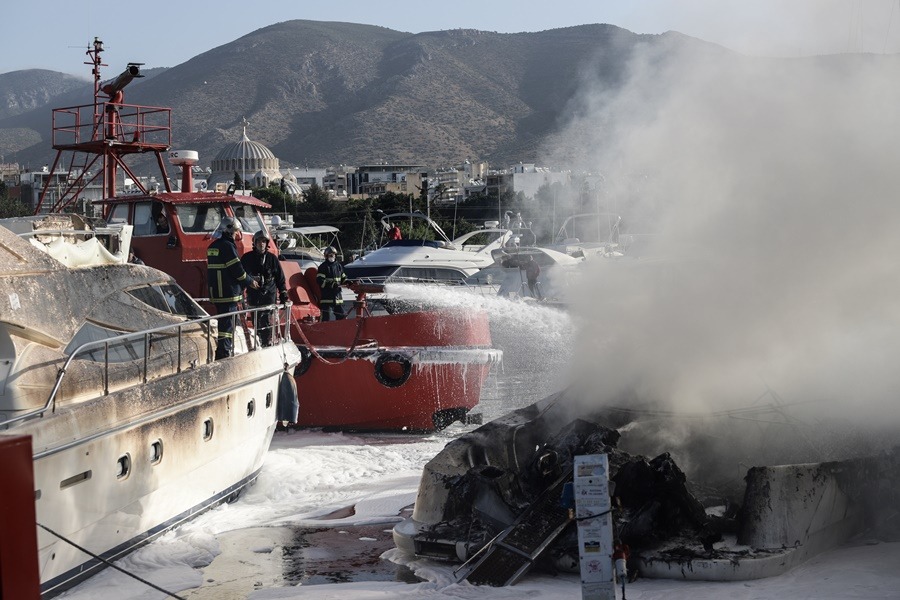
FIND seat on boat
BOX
[304,267,321,296]
[281,269,313,305]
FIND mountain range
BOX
[0,20,718,171]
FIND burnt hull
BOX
[393,390,900,582]
[15,346,295,597]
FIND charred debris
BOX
[403,390,900,580]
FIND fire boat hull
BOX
[293,309,500,431]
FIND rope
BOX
[37,523,187,599]
[289,300,370,366]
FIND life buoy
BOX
[374,352,412,388]
[294,345,312,377]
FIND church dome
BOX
[213,132,276,164]
[207,125,282,188]
[282,179,304,198]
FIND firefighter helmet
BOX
[216,216,241,234]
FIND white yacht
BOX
[0,217,301,597]
[273,224,343,270]
[462,245,585,302]
[344,212,513,284]
[547,212,624,258]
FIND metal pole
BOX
[103,341,109,395]
[143,333,149,384]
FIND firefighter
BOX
[207,217,258,358]
[316,246,347,321]
[241,230,289,346]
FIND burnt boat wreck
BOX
[393,390,900,584]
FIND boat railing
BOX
[50,101,172,150]
[0,303,293,429]
[349,275,464,287]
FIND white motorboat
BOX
[547,212,624,258]
[0,218,301,597]
[461,245,585,302]
[344,212,513,284]
[273,224,343,270]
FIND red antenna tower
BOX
[35,38,173,214]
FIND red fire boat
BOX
[37,38,500,432]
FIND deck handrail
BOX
[0,303,292,429]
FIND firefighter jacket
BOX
[207,236,251,303]
[524,259,541,283]
[316,259,347,304]
[241,250,287,306]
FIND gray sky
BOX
[5,0,900,76]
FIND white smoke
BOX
[544,38,900,462]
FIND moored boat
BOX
[293,308,500,430]
[38,39,500,432]
[0,218,301,597]
[344,212,513,284]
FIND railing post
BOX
[103,341,110,395]
[177,324,182,373]
[206,320,213,364]
[143,333,149,384]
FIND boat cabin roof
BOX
[98,192,272,209]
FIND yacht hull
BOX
[7,346,293,598]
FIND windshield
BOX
[175,204,225,233]
[231,203,265,236]
[127,284,205,318]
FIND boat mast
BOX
[34,38,173,214]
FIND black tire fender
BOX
[373,352,413,388]
[276,369,299,423]
[294,345,312,377]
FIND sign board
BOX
[574,454,615,600]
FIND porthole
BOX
[265,391,273,408]
[150,439,163,464]
[203,418,214,441]
[247,399,256,418]
[116,454,131,480]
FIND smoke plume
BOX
[546,37,900,466]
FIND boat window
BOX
[108,204,129,224]
[176,204,225,233]
[150,440,163,464]
[132,201,169,236]
[64,323,145,363]
[230,203,265,234]
[385,239,443,249]
[203,418,214,441]
[342,265,400,280]
[116,454,132,480]
[395,267,466,283]
[464,266,507,285]
[127,284,205,317]
[461,231,505,249]
[133,202,155,236]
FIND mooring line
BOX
[37,523,187,600]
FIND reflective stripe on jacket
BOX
[207,237,250,303]
[316,260,347,303]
